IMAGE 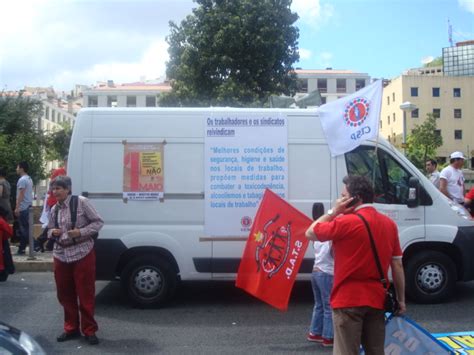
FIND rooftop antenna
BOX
[448,19,454,47]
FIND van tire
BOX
[405,251,456,303]
[121,256,177,307]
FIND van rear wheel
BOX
[405,251,456,303]
[121,256,177,307]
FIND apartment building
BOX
[380,75,473,166]
[294,69,370,104]
[83,80,171,108]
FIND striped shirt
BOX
[48,195,104,263]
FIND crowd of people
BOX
[0,159,104,346]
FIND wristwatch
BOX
[327,208,335,216]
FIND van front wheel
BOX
[121,256,177,307]
[405,251,456,303]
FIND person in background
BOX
[464,187,474,217]
[48,176,104,345]
[307,240,334,347]
[0,205,14,281]
[440,151,465,204]
[47,156,68,209]
[305,175,406,355]
[15,161,33,255]
[0,168,13,223]
[425,159,440,189]
[36,156,68,252]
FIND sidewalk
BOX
[11,244,54,272]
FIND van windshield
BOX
[345,146,412,205]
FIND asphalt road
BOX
[2,272,474,354]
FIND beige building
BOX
[295,69,370,104]
[83,80,171,108]
[380,74,474,167]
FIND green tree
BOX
[424,56,443,67]
[160,0,300,107]
[0,95,45,184]
[406,113,443,169]
[45,123,73,161]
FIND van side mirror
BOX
[312,203,325,220]
[407,177,420,208]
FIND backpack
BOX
[55,195,99,240]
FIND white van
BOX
[68,107,474,307]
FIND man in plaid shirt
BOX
[47,176,104,345]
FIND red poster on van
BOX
[236,189,311,311]
[123,143,164,200]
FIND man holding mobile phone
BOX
[305,175,406,355]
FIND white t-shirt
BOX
[440,165,464,203]
[312,241,334,275]
[428,171,440,188]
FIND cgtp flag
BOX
[236,189,311,311]
[318,80,383,156]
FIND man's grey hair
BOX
[51,175,72,192]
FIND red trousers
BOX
[54,250,98,336]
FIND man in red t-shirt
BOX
[306,175,406,355]
[465,187,474,217]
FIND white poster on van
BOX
[204,112,288,236]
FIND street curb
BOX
[14,259,53,272]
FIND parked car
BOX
[0,321,45,355]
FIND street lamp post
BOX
[399,101,417,155]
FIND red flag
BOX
[236,189,311,311]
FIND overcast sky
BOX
[0,0,473,92]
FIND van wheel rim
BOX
[134,268,163,296]
[417,264,444,291]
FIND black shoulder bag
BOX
[356,213,399,314]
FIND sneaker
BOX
[307,333,324,342]
[322,338,334,347]
[16,250,25,255]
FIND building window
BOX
[52,110,56,123]
[387,115,390,125]
[393,113,396,122]
[297,79,308,93]
[336,79,346,93]
[126,96,137,107]
[379,120,382,128]
[411,109,419,118]
[434,129,441,137]
[387,96,390,105]
[392,93,395,102]
[454,109,462,119]
[146,96,156,107]
[410,87,418,97]
[88,96,98,107]
[317,79,327,93]
[454,130,462,140]
[433,108,441,119]
[453,88,461,97]
[355,79,365,91]
[107,96,117,107]
[432,87,440,97]
[388,135,391,142]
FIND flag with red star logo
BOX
[236,189,311,311]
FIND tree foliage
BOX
[0,95,45,184]
[45,123,73,161]
[160,0,300,107]
[423,56,443,67]
[406,113,443,169]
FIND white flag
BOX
[318,80,382,156]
